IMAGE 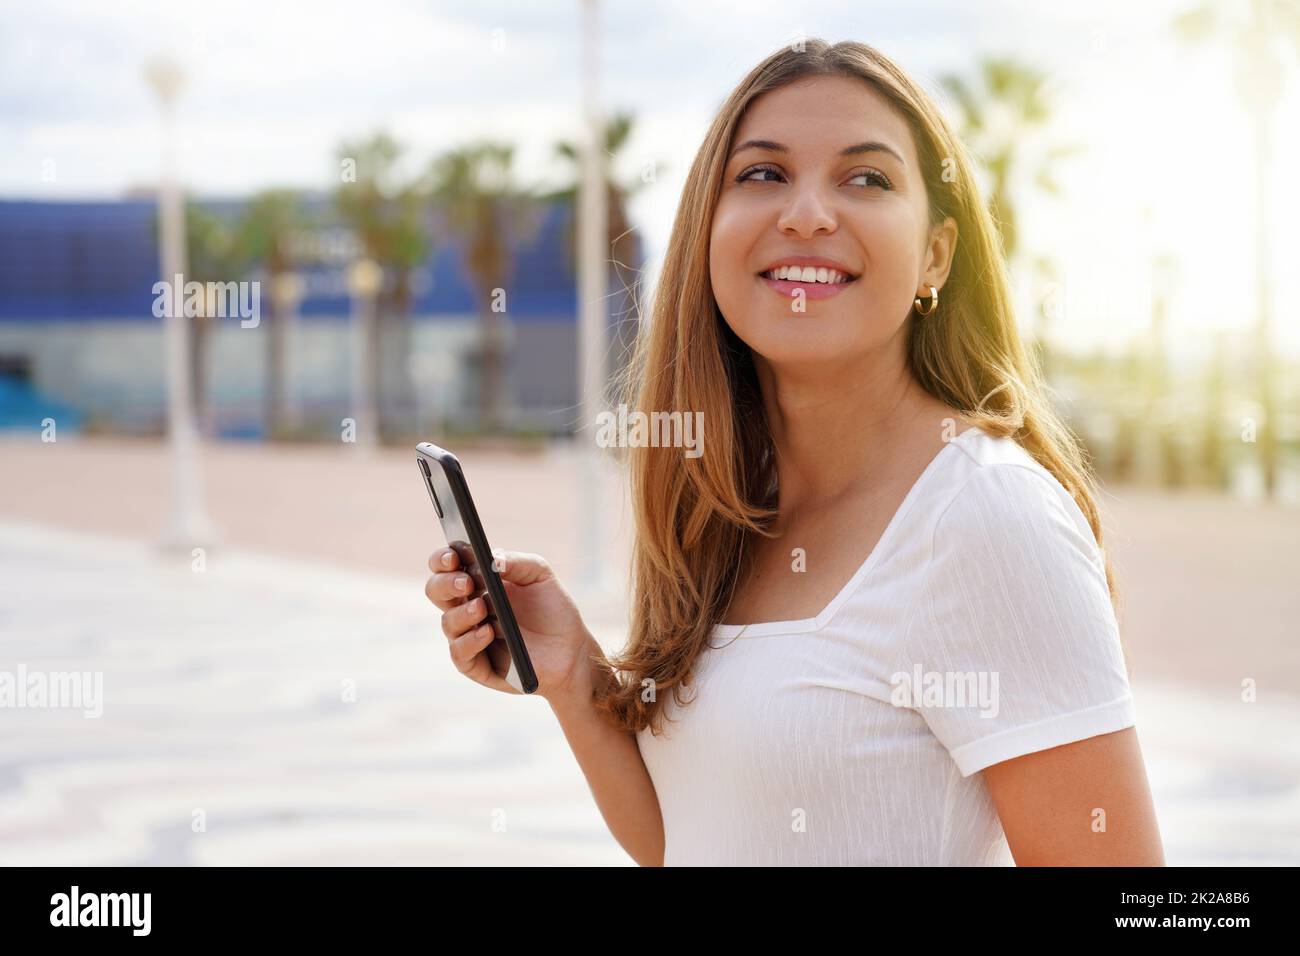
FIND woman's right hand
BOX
[424,547,602,705]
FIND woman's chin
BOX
[747,330,860,367]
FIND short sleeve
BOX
[902,463,1135,777]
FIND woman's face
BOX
[710,74,956,370]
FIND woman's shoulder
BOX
[945,422,1044,474]
[930,428,1099,568]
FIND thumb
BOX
[490,550,554,587]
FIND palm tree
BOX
[942,57,1083,414]
[940,58,1081,265]
[233,189,305,438]
[335,133,431,438]
[1201,330,1231,489]
[541,109,654,379]
[1028,254,1059,385]
[183,203,247,436]
[426,142,541,433]
[1174,0,1300,498]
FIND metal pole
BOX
[576,0,611,598]
[1254,111,1275,498]
[347,259,382,450]
[147,58,216,551]
[1235,17,1281,500]
[275,272,305,435]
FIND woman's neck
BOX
[754,347,941,513]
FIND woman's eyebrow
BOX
[729,138,906,167]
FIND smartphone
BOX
[416,441,539,694]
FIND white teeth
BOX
[765,265,851,284]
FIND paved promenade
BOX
[0,520,633,866]
[1,435,1297,865]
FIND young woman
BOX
[424,39,1165,867]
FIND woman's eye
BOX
[735,165,892,190]
[736,165,783,184]
[848,170,893,190]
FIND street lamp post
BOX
[144,57,216,551]
[347,258,383,450]
[576,0,613,599]
[271,271,305,435]
[1237,36,1282,499]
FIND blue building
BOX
[0,197,643,437]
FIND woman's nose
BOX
[776,188,837,237]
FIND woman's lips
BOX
[759,273,856,301]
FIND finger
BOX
[448,622,496,672]
[491,550,553,586]
[424,571,474,611]
[452,626,517,694]
[439,594,489,640]
[465,632,522,694]
[427,548,460,574]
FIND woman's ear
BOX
[921,216,958,291]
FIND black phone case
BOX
[416,442,539,694]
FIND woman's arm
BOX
[982,727,1165,866]
[549,644,666,867]
[425,547,665,865]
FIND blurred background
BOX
[1,0,1298,865]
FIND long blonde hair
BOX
[592,39,1123,736]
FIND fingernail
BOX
[456,575,469,591]
[442,551,453,568]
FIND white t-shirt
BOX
[635,424,1135,866]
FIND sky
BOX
[2,0,1298,361]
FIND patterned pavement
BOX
[1,518,1297,866]
[0,520,632,866]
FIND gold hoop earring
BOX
[913,285,938,317]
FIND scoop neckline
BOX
[712,424,983,639]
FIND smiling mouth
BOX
[757,266,858,285]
